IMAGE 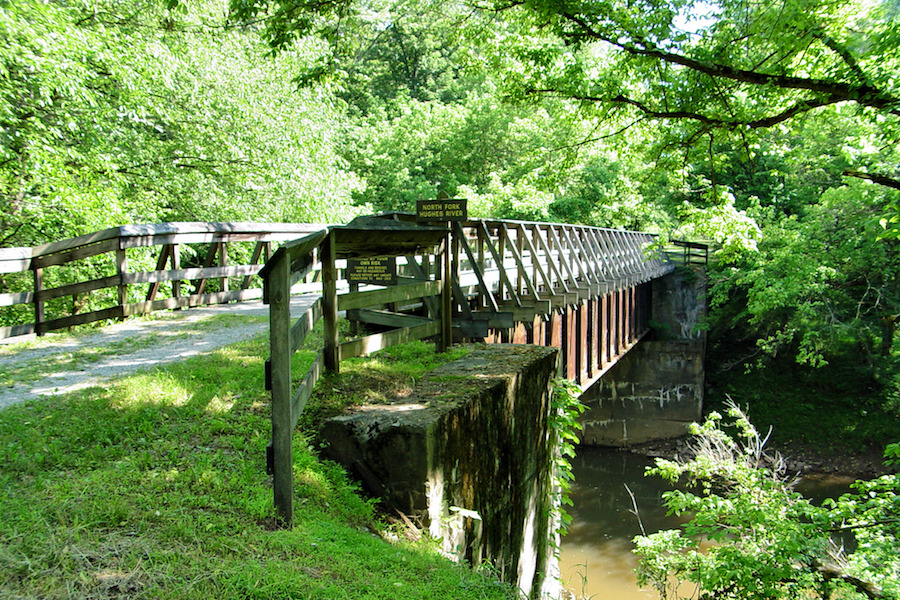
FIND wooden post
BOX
[33,267,45,337]
[440,231,452,352]
[267,252,293,527]
[322,233,339,373]
[218,242,229,294]
[116,246,128,310]
[171,243,181,302]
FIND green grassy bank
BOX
[0,333,519,600]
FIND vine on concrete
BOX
[550,377,586,537]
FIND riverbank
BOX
[626,436,894,480]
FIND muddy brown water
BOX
[558,447,856,600]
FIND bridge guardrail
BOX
[0,222,324,339]
[261,218,451,526]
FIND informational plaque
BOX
[416,198,467,221]
[346,257,397,286]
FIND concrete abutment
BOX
[319,345,562,600]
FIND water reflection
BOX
[560,448,673,600]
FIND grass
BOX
[0,332,518,600]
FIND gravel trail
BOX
[0,295,317,411]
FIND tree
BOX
[633,402,900,600]
[1,0,360,251]
[485,0,899,177]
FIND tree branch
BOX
[553,91,839,129]
[843,170,900,191]
[554,12,900,116]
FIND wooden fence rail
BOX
[261,218,450,526]
[0,222,324,339]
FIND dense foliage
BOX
[3,0,900,594]
[634,404,900,600]
[1,0,360,250]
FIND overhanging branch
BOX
[843,170,900,191]
[554,12,900,116]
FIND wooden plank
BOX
[288,254,317,290]
[266,251,294,527]
[126,264,263,286]
[517,227,554,296]
[290,351,325,429]
[0,322,34,338]
[339,320,441,360]
[218,242,228,293]
[402,255,439,317]
[116,247,128,307]
[456,318,489,338]
[322,233,339,373]
[38,305,125,333]
[453,222,500,313]
[0,247,32,274]
[171,243,181,301]
[547,225,579,288]
[440,233,451,352]
[120,228,328,250]
[192,242,220,296]
[477,221,522,307]
[35,275,120,302]
[258,228,330,282]
[500,223,542,299]
[145,244,172,302]
[33,267,44,336]
[338,280,442,312]
[290,297,323,355]
[333,226,447,260]
[530,224,570,294]
[121,289,262,316]
[30,226,122,259]
[0,291,32,307]
[348,308,432,329]
[118,221,328,238]
[241,242,266,290]
[31,238,119,270]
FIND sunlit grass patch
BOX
[0,332,518,600]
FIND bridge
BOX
[0,215,706,528]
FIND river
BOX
[558,447,857,600]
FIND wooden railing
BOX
[344,216,674,337]
[668,240,709,265]
[0,222,324,339]
[261,218,451,525]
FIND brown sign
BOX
[416,198,467,221]
[347,257,397,286]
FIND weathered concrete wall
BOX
[580,267,707,446]
[318,345,561,600]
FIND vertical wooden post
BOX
[477,226,485,309]
[116,246,128,311]
[267,252,293,527]
[322,233,339,374]
[440,231,452,352]
[218,242,229,294]
[171,244,181,302]
[33,267,45,337]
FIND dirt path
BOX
[0,295,317,411]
